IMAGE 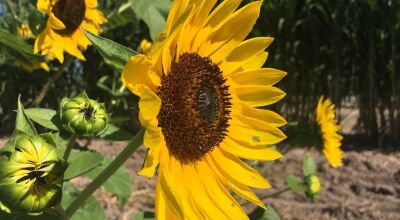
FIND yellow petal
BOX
[140,117,162,148]
[85,0,98,8]
[240,104,287,127]
[85,9,107,24]
[221,137,282,161]
[167,161,206,219]
[205,0,243,28]
[210,148,271,189]
[191,0,217,28]
[52,44,65,63]
[49,12,66,30]
[233,85,286,107]
[158,169,184,219]
[39,62,50,72]
[121,54,157,93]
[37,0,50,13]
[62,36,86,60]
[81,20,101,35]
[155,177,181,220]
[228,68,286,86]
[165,0,190,35]
[72,29,91,50]
[199,1,262,60]
[241,51,269,71]
[229,114,287,145]
[34,28,50,54]
[323,146,343,168]
[135,85,161,121]
[196,161,249,219]
[137,144,161,178]
[206,156,266,208]
[219,37,273,75]
[182,165,230,219]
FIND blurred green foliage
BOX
[0,0,399,144]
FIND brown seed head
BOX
[157,53,231,164]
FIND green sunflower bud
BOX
[60,92,109,137]
[0,135,64,214]
[305,174,321,199]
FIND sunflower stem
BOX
[265,187,290,198]
[64,128,144,219]
[63,134,77,161]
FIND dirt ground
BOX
[73,139,400,220]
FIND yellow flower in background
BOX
[15,59,50,72]
[305,174,321,200]
[17,23,35,39]
[139,39,152,55]
[316,96,343,168]
[34,0,107,63]
[16,23,49,72]
[122,0,287,219]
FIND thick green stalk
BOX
[64,128,144,219]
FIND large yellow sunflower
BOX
[34,0,106,63]
[315,96,343,168]
[122,0,287,219]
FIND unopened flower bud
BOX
[0,135,64,214]
[60,92,109,137]
[305,174,321,199]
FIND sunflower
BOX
[17,23,35,39]
[315,96,343,168]
[34,0,106,63]
[122,0,287,218]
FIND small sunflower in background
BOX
[34,0,106,63]
[17,23,35,39]
[15,23,49,72]
[122,0,287,219]
[315,96,343,168]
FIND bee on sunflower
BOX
[34,0,106,63]
[315,96,343,168]
[122,0,287,219]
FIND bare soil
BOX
[76,139,400,220]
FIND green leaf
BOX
[0,28,43,63]
[84,30,138,69]
[286,174,306,193]
[99,124,133,141]
[14,96,37,136]
[130,0,172,40]
[25,108,60,131]
[62,183,107,220]
[249,206,281,220]
[64,151,104,180]
[303,154,317,176]
[85,157,132,207]
[133,211,155,220]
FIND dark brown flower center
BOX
[80,105,96,120]
[157,53,231,164]
[52,0,86,35]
